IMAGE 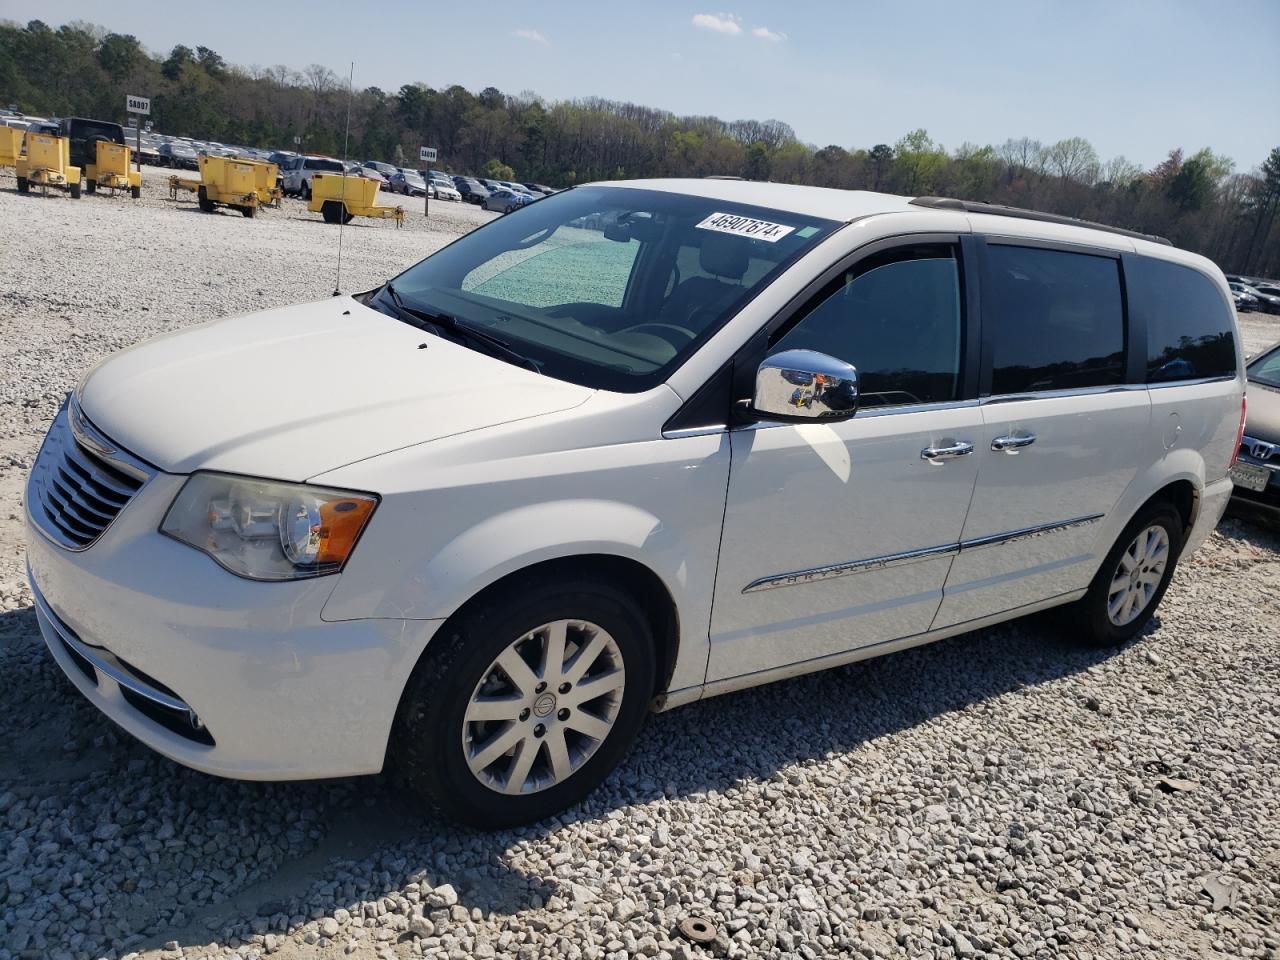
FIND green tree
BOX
[482,158,515,180]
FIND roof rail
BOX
[909,196,1172,246]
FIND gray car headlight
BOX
[161,473,378,581]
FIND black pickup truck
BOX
[59,117,138,195]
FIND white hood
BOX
[78,297,593,480]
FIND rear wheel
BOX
[393,577,655,828]
[302,180,312,200]
[1060,503,1183,646]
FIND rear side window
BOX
[984,245,1125,395]
[1127,257,1236,382]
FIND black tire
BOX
[86,179,96,194]
[1059,502,1184,647]
[130,185,140,199]
[197,187,215,213]
[393,575,656,828]
[16,177,28,194]
[69,182,81,199]
[320,200,344,224]
[241,204,256,218]
[302,181,312,200]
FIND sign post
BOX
[126,94,150,172]
[420,146,438,217]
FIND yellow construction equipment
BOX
[16,132,81,198]
[85,141,141,198]
[0,127,23,169]
[308,173,404,226]
[168,155,281,218]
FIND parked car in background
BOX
[1228,340,1280,524]
[482,187,532,213]
[430,177,462,202]
[454,178,491,205]
[26,182,1243,829]
[281,155,346,198]
[348,162,387,190]
[1249,284,1280,314]
[158,141,198,169]
[523,182,555,196]
[1230,282,1259,311]
[362,160,399,186]
[389,170,428,196]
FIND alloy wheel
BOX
[462,620,625,795]
[1106,524,1170,626]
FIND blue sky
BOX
[14,0,1280,170]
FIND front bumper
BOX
[27,464,440,781]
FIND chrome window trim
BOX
[661,424,728,439]
[741,397,979,431]
[981,384,1147,405]
[742,542,957,593]
[742,513,1103,593]
[1147,375,1238,390]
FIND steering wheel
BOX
[621,323,697,350]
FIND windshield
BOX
[380,185,838,391]
[1248,345,1280,388]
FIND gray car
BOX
[1229,341,1280,524]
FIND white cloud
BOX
[751,25,787,42]
[515,28,549,45]
[692,12,742,35]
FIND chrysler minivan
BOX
[27,180,1245,826]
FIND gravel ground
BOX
[1,167,1279,960]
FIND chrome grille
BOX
[27,397,154,550]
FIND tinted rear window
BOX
[1128,256,1237,382]
[984,245,1125,395]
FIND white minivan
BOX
[27,180,1245,826]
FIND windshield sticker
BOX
[696,212,795,243]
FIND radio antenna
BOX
[333,60,355,297]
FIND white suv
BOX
[26,180,1244,827]
[280,155,345,198]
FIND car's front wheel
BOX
[394,575,655,827]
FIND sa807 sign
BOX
[126,95,151,116]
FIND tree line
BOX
[2,18,1278,276]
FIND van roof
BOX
[593,178,1173,249]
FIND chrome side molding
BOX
[742,542,957,593]
[958,513,1103,551]
[742,513,1104,593]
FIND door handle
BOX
[921,440,974,462]
[991,432,1037,453]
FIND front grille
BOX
[28,398,153,550]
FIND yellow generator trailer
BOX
[59,118,140,197]
[16,130,81,198]
[169,155,280,218]
[86,141,141,198]
[308,173,404,226]
[0,126,23,169]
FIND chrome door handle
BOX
[921,440,974,462]
[991,433,1037,453]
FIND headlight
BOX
[161,473,378,581]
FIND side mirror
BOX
[746,349,859,423]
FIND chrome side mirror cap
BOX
[746,349,859,423]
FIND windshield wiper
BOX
[380,283,541,374]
